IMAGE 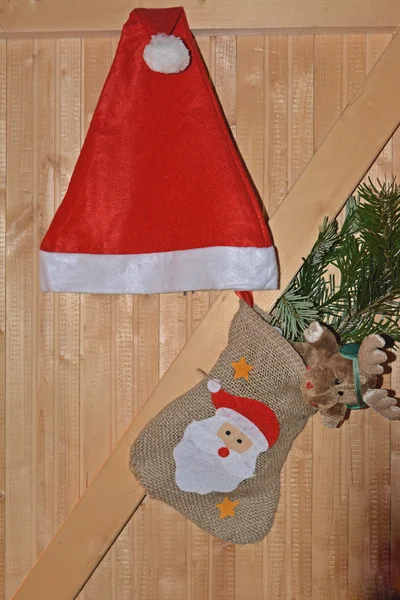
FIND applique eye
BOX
[225,430,231,435]
[237,439,242,444]
[334,378,341,385]
[338,391,344,396]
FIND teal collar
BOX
[338,343,366,410]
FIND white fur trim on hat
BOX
[216,407,269,450]
[40,246,278,294]
[143,33,190,74]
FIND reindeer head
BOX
[294,322,399,427]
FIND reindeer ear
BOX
[358,334,387,376]
[303,322,324,343]
[303,322,339,358]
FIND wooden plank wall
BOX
[1,31,400,600]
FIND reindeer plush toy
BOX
[294,321,400,427]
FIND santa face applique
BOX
[173,380,280,495]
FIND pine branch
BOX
[272,179,400,344]
[271,287,319,341]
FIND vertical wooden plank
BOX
[283,33,294,600]
[80,37,114,600]
[342,33,368,600]
[311,34,343,600]
[0,39,6,600]
[364,34,393,598]
[56,38,81,532]
[5,39,35,598]
[35,38,56,561]
[341,33,369,600]
[182,36,213,600]
[215,36,237,140]
[267,35,288,216]
[207,33,236,311]
[156,292,187,600]
[104,32,136,600]
[80,286,112,599]
[291,35,314,184]
[391,401,400,588]
[263,34,289,600]
[185,35,214,594]
[57,37,82,600]
[132,294,160,600]
[186,289,211,600]
[288,34,314,600]
[368,405,392,596]
[209,33,236,600]
[234,34,265,600]
[236,36,264,193]
[366,35,393,182]
[111,294,134,600]
[391,119,400,594]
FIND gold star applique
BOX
[216,497,240,519]
[232,356,253,381]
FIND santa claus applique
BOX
[173,379,280,495]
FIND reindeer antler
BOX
[358,334,387,376]
[363,389,400,420]
[358,334,400,421]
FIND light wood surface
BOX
[1,0,400,35]
[5,28,400,600]
[0,38,6,600]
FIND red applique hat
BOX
[208,380,280,449]
[40,7,278,295]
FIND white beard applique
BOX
[173,414,265,494]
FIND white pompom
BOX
[143,33,190,74]
[207,379,222,393]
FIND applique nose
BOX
[306,381,314,389]
[218,447,230,458]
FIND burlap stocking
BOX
[130,300,315,544]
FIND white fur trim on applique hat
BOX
[207,379,222,393]
[143,33,190,74]
[216,407,270,451]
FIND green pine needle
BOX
[272,178,400,344]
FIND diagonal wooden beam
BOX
[11,27,400,600]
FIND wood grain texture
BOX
[364,35,393,599]
[2,29,400,600]
[0,39,6,600]
[35,37,56,561]
[235,35,264,600]
[5,39,35,599]
[392,126,400,596]
[311,34,344,600]
[263,34,288,600]
[55,38,81,535]
[79,37,115,600]
[2,0,400,34]
[207,35,235,600]
[344,33,368,600]
[286,34,314,600]
[131,294,160,600]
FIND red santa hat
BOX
[207,379,280,449]
[39,7,277,295]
